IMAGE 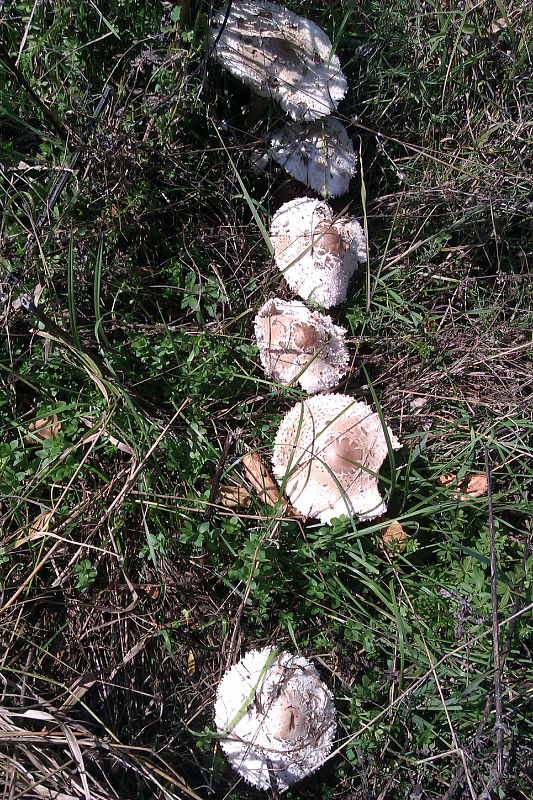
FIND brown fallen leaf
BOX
[437,471,488,500]
[438,472,456,488]
[25,414,61,444]
[216,484,252,510]
[242,451,281,507]
[241,451,303,518]
[138,583,160,599]
[28,510,55,535]
[187,650,196,676]
[378,518,408,551]
[461,472,488,498]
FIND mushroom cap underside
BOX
[210,0,347,121]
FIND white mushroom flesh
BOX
[254,298,350,393]
[270,117,357,197]
[270,197,366,308]
[272,394,401,524]
[210,0,347,121]
[215,648,336,791]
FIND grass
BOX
[1,0,532,798]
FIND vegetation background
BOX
[0,0,532,798]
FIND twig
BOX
[484,445,504,776]
[204,430,237,522]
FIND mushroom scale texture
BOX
[270,197,366,308]
[215,647,336,791]
[209,0,347,121]
[272,394,401,524]
[270,117,357,197]
[254,298,350,393]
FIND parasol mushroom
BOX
[254,297,350,393]
[270,116,357,197]
[272,394,401,524]
[270,197,366,308]
[209,0,347,121]
[215,647,336,791]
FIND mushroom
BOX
[272,394,401,524]
[254,297,350,393]
[209,0,347,121]
[215,647,336,791]
[270,197,366,308]
[269,117,357,197]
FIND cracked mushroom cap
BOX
[272,394,401,524]
[270,117,357,197]
[209,0,347,121]
[254,298,350,393]
[215,647,336,791]
[270,197,366,308]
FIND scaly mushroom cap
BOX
[254,298,350,393]
[210,1,347,121]
[270,117,357,196]
[270,197,366,308]
[272,394,401,524]
[215,648,336,791]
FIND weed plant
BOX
[0,1,532,799]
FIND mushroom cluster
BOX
[270,197,366,308]
[272,394,401,524]
[254,297,350,392]
[215,648,336,791]
[208,2,402,790]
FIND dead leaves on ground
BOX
[438,471,488,500]
[216,484,252,510]
[241,451,282,508]
[215,450,302,518]
[376,517,409,553]
[24,414,61,444]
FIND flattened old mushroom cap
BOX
[210,1,347,121]
[270,197,366,308]
[254,298,350,393]
[272,394,401,524]
[270,117,357,197]
[215,648,336,791]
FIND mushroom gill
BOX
[209,1,347,121]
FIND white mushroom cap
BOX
[209,1,347,121]
[270,197,366,308]
[272,394,401,524]
[270,117,357,197]
[215,648,336,791]
[254,298,350,393]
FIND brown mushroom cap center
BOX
[314,222,346,259]
[322,435,365,474]
[292,323,323,352]
[268,317,290,348]
[273,692,308,742]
